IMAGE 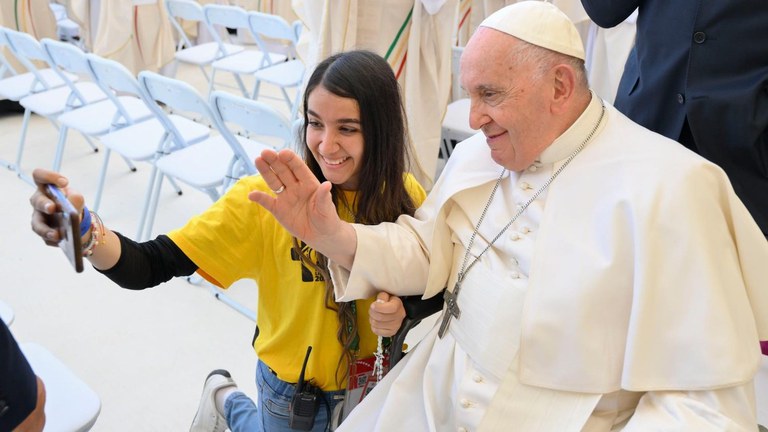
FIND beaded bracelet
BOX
[82,211,106,257]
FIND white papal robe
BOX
[330,94,768,431]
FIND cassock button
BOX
[521,226,531,234]
[519,181,532,190]
[528,165,538,172]
[511,271,520,279]
[510,232,521,241]
[460,398,472,408]
[473,373,484,383]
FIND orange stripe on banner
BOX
[395,51,407,80]
[458,7,471,31]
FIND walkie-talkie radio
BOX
[289,346,320,430]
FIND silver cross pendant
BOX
[438,283,462,338]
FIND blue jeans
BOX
[224,360,345,432]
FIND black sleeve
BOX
[96,233,198,290]
[0,321,37,431]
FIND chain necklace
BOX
[438,101,606,338]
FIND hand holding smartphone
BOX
[45,184,84,273]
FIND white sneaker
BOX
[190,369,236,432]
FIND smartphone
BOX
[45,184,84,273]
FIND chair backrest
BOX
[86,53,150,123]
[248,12,299,59]
[204,4,251,33]
[41,38,90,75]
[2,28,55,87]
[40,38,94,106]
[0,27,19,77]
[165,0,206,50]
[137,70,214,151]
[210,90,292,177]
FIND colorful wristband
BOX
[79,206,92,237]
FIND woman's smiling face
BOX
[305,85,365,190]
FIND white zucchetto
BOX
[479,1,585,60]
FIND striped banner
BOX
[384,6,413,80]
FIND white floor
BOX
[0,61,437,431]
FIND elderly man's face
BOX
[460,28,554,171]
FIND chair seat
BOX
[20,342,101,432]
[0,69,78,101]
[19,82,108,116]
[175,42,244,65]
[254,59,305,86]
[57,96,153,136]
[156,135,273,189]
[211,50,287,75]
[100,115,210,161]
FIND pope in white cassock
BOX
[249,2,768,431]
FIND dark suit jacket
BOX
[582,0,768,235]
[0,321,37,431]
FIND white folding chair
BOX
[4,29,106,181]
[248,12,306,120]
[204,4,287,97]
[136,71,286,242]
[0,27,79,172]
[165,0,244,83]
[41,39,155,173]
[86,54,210,213]
[0,27,76,101]
[20,342,101,432]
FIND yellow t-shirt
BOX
[168,174,426,390]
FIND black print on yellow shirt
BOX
[291,241,325,282]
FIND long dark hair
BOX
[292,50,418,386]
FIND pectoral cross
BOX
[438,279,462,338]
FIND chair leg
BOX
[198,65,211,83]
[208,68,217,96]
[13,108,33,174]
[136,167,160,241]
[119,155,137,172]
[233,74,248,98]
[52,126,69,172]
[167,177,183,196]
[82,134,99,153]
[141,171,165,241]
[92,149,112,212]
[250,79,262,100]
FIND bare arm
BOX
[248,149,358,269]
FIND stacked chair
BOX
[165,0,245,84]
